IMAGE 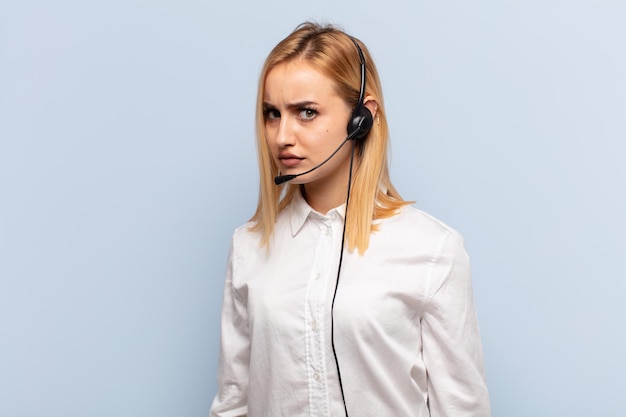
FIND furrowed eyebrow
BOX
[263,101,318,110]
[286,101,318,110]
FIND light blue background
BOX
[1,1,625,416]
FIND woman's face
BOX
[263,60,353,189]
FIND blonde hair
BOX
[251,22,411,254]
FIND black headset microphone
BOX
[273,37,372,417]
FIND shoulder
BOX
[230,220,262,255]
[373,205,468,260]
[381,205,462,239]
[393,205,457,232]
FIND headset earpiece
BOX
[347,105,373,140]
[347,38,373,141]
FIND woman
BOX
[210,22,490,417]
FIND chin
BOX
[289,178,308,186]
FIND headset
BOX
[347,37,374,142]
[330,37,371,417]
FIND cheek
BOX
[264,126,277,151]
[265,138,277,157]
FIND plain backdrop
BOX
[1,1,625,416]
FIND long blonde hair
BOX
[251,22,411,255]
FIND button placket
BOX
[304,218,334,417]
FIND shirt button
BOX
[313,373,320,381]
[311,320,318,332]
[315,273,320,280]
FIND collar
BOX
[288,188,346,237]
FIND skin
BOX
[263,59,377,214]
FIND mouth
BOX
[278,153,304,167]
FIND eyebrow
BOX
[263,100,319,110]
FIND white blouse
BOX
[210,191,490,417]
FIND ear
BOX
[363,95,378,119]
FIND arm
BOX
[421,231,491,417]
[209,238,250,417]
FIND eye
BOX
[298,108,317,121]
[264,108,280,121]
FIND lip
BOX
[278,152,304,167]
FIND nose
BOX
[275,116,296,147]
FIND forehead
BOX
[263,60,340,103]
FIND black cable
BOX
[330,138,357,417]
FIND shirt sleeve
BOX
[421,230,491,417]
[209,237,250,417]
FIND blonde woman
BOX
[210,22,490,417]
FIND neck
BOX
[302,180,348,215]
[302,154,359,215]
